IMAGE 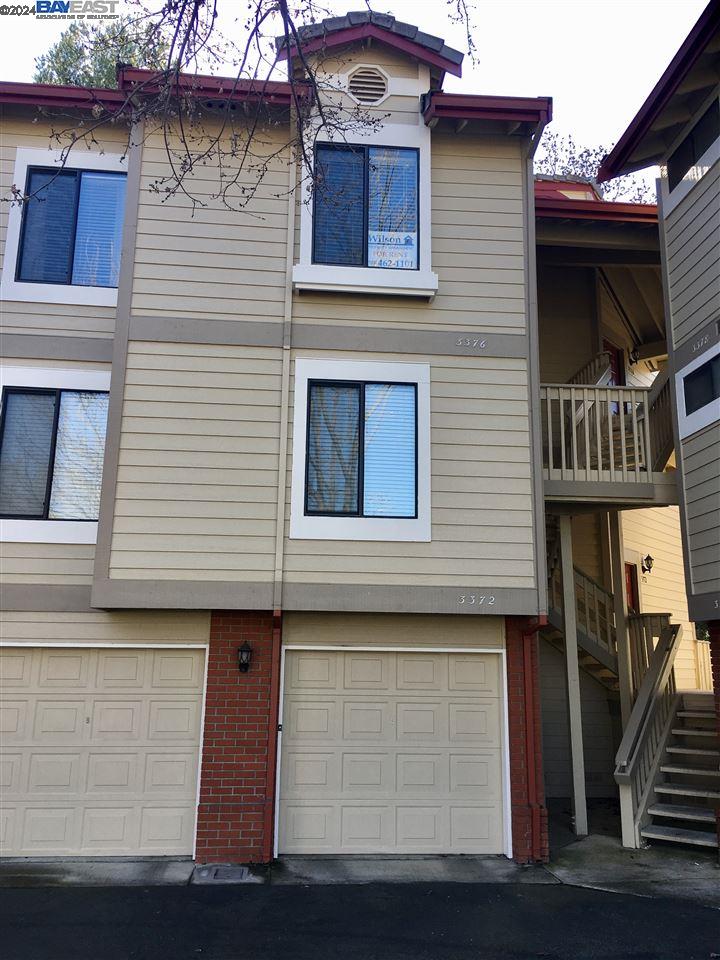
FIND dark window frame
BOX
[667,99,720,193]
[311,143,421,271]
[304,378,418,519]
[0,386,108,521]
[15,166,127,288]
[683,353,720,416]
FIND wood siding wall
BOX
[665,159,719,350]
[0,609,209,645]
[681,424,720,598]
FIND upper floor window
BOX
[291,359,430,541]
[17,168,127,288]
[675,339,720,440]
[1,148,127,308]
[313,145,419,271]
[0,387,109,521]
[306,380,417,518]
[667,99,720,193]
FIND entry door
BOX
[278,650,505,855]
[625,563,640,613]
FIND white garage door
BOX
[0,646,205,857]
[278,650,505,854]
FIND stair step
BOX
[667,746,720,758]
[655,783,720,800]
[672,727,717,738]
[640,825,718,848]
[676,711,716,720]
[660,765,720,777]
[648,803,716,824]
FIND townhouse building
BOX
[0,10,716,864]
[598,0,719,850]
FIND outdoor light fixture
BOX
[641,555,654,574]
[629,347,640,365]
[238,642,253,673]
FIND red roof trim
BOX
[423,92,552,127]
[535,194,658,224]
[277,23,463,77]
[0,80,127,109]
[597,0,720,182]
[0,72,299,111]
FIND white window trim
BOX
[0,147,127,307]
[674,339,720,440]
[293,120,438,298]
[660,93,720,217]
[0,364,111,544]
[290,358,431,541]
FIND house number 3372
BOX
[458,595,495,605]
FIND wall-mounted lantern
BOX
[641,555,654,574]
[629,347,640,365]
[238,642,253,673]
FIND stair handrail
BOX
[615,623,681,781]
[614,623,683,847]
[646,366,669,407]
[567,350,613,386]
[647,369,673,472]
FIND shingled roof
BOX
[276,11,464,78]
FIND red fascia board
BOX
[597,0,719,182]
[535,196,658,224]
[423,93,552,127]
[278,23,462,78]
[117,68,299,105]
[0,80,127,109]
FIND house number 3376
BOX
[456,337,487,349]
[458,595,495,605]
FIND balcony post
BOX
[559,515,588,836]
[609,510,633,726]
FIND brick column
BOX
[709,620,720,854]
[195,612,279,864]
[505,616,549,863]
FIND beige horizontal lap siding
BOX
[283,612,505,649]
[107,340,282,582]
[284,350,534,589]
[681,423,720,596]
[621,506,700,690]
[665,159,720,349]
[0,609,209,645]
[131,127,289,321]
[292,135,526,334]
[571,515,604,584]
[0,118,127,340]
[0,543,95,586]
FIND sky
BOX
[0,0,707,152]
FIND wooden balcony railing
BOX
[541,384,654,484]
[627,612,671,695]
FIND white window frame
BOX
[293,120,438,298]
[0,147,128,308]
[0,364,111,544]
[674,339,720,440]
[290,358,431,541]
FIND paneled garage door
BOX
[0,646,205,857]
[278,650,505,854]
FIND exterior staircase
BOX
[641,692,719,849]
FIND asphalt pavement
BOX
[2,882,718,960]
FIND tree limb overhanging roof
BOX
[275,10,464,79]
[597,0,720,182]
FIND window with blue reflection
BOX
[306,381,416,518]
[17,167,126,288]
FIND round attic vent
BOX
[347,67,388,104]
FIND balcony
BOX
[540,373,677,505]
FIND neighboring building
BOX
[0,11,715,866]
[599,0,720,850]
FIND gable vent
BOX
[347,68,388,104]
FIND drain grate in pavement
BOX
[192,865,264,884]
